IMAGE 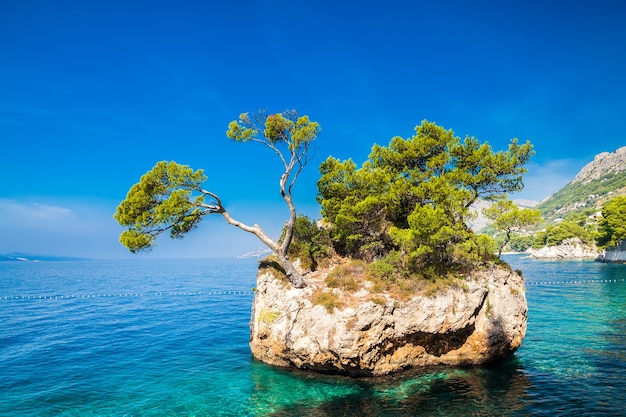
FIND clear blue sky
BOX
[2,0,625,258]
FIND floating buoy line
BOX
[526,278,626,286]
[3,279,625,301]
[1,290,255,301]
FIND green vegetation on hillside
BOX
[537,170,626,222]
[519,163,626,251]
[482,200,542,257]
[532,211,597,249]
[596,195,626,249]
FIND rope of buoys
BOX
[526,278,626,286]
[0,290,255,301]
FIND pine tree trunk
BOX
[278,254,305,288]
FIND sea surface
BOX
[1,255,625,416]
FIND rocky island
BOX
[244,119,533,376]
[250,259,526,376]
[114,113,533,376]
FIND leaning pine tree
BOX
[113,110,320,288]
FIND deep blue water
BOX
[1,255,625,416]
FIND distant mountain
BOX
[237,247,272,259]
[537,146,626,222]
[471,147,626,234]
[0,253,88,262]
[513,199,540,208]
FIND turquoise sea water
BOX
[1,255,625,416]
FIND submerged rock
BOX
[249,261,527,376]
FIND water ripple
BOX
[1,256,625,416]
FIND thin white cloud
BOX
[0,198,279,259]
[0,198,125,258]
[30,203,73,219]
[0,199,72,223]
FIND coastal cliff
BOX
[249,260,527,376]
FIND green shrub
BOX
[258,308,281,324]
[286,215,333,270]
[313,290,343,313]
[533,216,595,248]
[325,260,366,292]
[369,295,387,305]
[258,256,289,284]
[368,250,406,282]
[508,235,534,252]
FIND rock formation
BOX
[571,146,626,184]
[526,238,599,259]
[537,146,626,223]
[249,260,527,376]
[596,240,626,263]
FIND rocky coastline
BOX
[525,238,599,260]
[249,259,527,376]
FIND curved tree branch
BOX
[116,111,320,289]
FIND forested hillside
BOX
[475,147,626,254]
[537,147,626,222]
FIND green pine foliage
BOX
[532,212,596,249]
[596,195,626,249]
[114,161,208,252]
[317,120,534,280]
[285,215,333,270]
[482,199,542,257]
[508,235,535,252]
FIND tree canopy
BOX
[596,195,626,249]
[114,110,320,288]
[482,199,542,257]
[533,211,596,249]
[317,120,533,275]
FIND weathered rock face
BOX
[571,146,626,184]
[596,240,626,263]
[249,263,527,376]
[526,238,599,259]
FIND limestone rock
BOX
[571,146,626,184]
[526,237,599,259]
[596,240,626,263]
[249,262,527,376]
